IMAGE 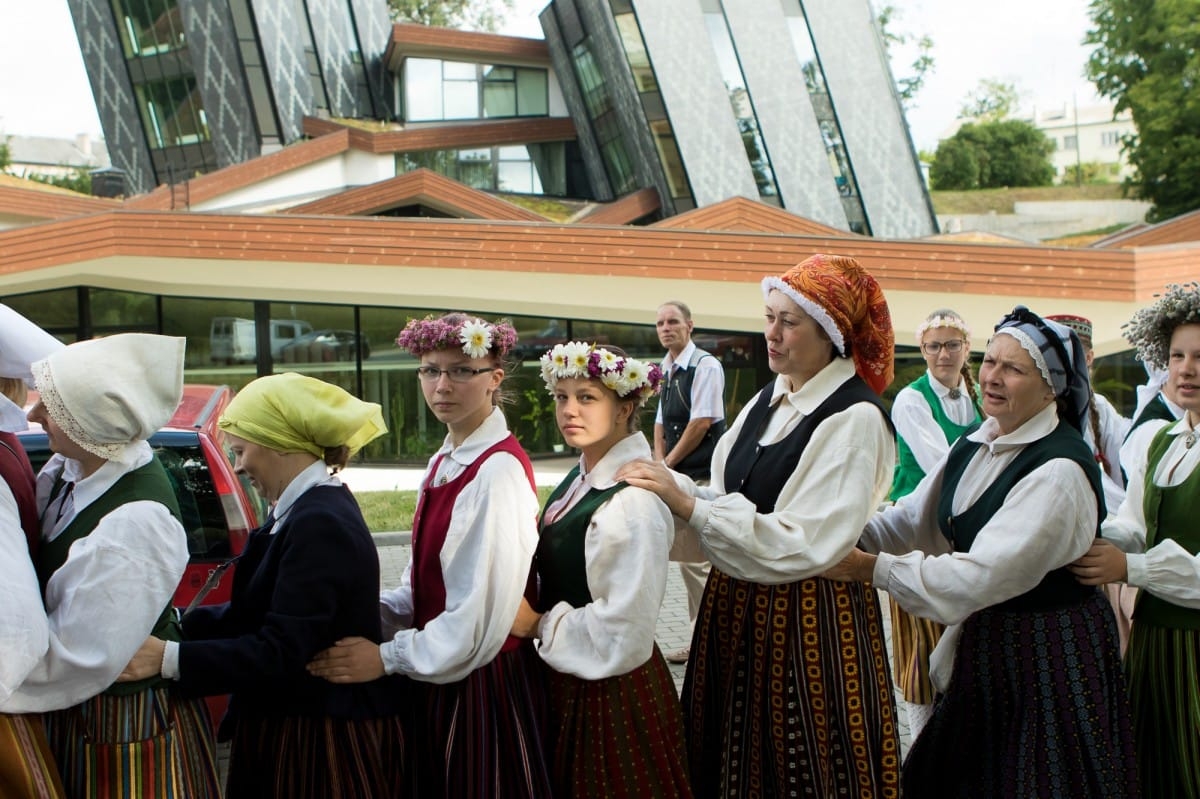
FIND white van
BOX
[210,317,313,363]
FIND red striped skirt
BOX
[408,641,551,798]
[0,713,65,798]
[224,712,405,798]
[42,686,221,798]
[543,645,692,798]
[684,571,900,799]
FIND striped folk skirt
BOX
[408,641,552,798]
[0,713,65,798]
[42,686,221,799]
[543,645,692,799]
[1126,622,1200,799]
[683,571,900,799]
[903,589,1139,798]
[888,597,945,705]
[224,712,406,799]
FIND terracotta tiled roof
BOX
[652,196,853,236]
[575,188,660,225]
[284,168,547,221]
[1090,208,1200,248]
[123,130,353,210]
[302,116,577,154]
[0,178,118,222]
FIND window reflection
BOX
[398,143,566,196]
[136,76,211,148]
[402,58,549,122]
[112,0,185,58]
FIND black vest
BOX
[724,375,892,513]
[661,348,726,480]
[938,420,1104,612]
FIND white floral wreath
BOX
[539,341,663,401]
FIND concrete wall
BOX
[938,200,1152,242]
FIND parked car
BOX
[18,384,267,728]
[277,328,371,364]
[210,316,313,364]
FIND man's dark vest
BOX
[661,348,726,480]
[37,458,183,696]
[937,421,1104,612]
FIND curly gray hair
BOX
[1123,282,1200,369]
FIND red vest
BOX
[0,431,41,557]
[410,434,537,655]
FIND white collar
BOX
[1166,413,1198,439]
[62,441,154,515]
[662,340,699,370]
[576,432,652,490]
[769,357,856,416]
[925,369,967,400]
[271,459,339,526]
[436,406,510,468]
[0,394,28,433]
[966,402,1060,454]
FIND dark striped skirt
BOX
[903,589,1139,798]
[0,713,65,798]
[1126,622,1200,799]
[888,597,945,705]
[683,570,900,799]
[408,641,551,798]
[224,712,405,799]
[543,645,692,798]
[42,686,221,798]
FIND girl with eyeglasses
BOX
[886,308,981,741]
[308,312,551,798]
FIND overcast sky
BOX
[0,0,1101,152]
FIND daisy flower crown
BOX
[1123,282,1200,369]
[396,315,518,359]
[540,341,664,401]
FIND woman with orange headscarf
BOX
[621,254,901,798]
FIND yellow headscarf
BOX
[219,372,386,457]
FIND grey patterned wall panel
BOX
[802,0,936,238]
[630,0,759,208]
[251,0,315,142]
[539,6,612,201]
[721,0,848,230]
[307,0,370,118]
[180,0,260,168]
[348,0,393,118]
[67,0,157,193]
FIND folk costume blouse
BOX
[535,433,673,679]
[0,476,46,703]
[891,370,979,473]
[1,444,188,713]
[1103,416,1200,609]
[679,357,895,582]
[861,403,1098,691]
[379,407,539,683]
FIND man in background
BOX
[654,300,726,664]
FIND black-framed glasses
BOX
[415,366,496,383]
[921,340,966,355]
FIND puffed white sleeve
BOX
[873,459,1097,625]
[1,501,189,713]
[0,483,48,703]
[688,402,895,583]
[379,453,538,683]
[536,486,673,679]
[891,387,954,473]
[859,462,953,558]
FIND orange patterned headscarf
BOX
[761,254,895,394]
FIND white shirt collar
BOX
[1166,413,1198,439]
[662,340,699,371]
[577,432,652,490]
[966,402,1060,454]
[271,459,339,526]
[925,369,967,400]
[437,406,510,469]
[64,441,154,516]
[0,394,28,433]
[769,357,857,416]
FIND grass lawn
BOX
[930,183,1129,215]
[356,486,558,533]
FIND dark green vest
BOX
[890,373,981,501]
[938,420,1104,611]
[1134,427,1200,629]
[534,466,629,611]
[37,458,184,696]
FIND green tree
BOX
[26,169,92,194]
[0,138,10,170]
[1085,0,1200,221]
[876,4,935,108]
[931,120,1054,190]
[388,0,514,30]
[958,78,1022,122]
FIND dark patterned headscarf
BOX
[993,305,1092,433]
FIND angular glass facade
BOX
[402,58,550,122]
